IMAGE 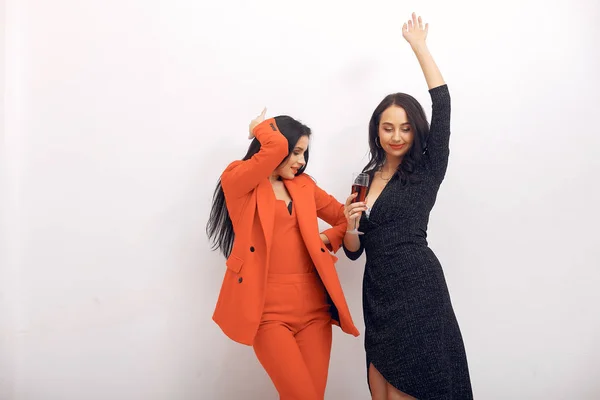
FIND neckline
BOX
[276,199,293,215]
[365,171,394,218]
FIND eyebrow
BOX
[382,121,411,126]
[294,146,306,151]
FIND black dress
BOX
[344,85,473,399]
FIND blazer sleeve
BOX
[221,118,289,198]
[312,181,348,253]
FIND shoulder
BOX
[220,160,245,194]
[222,160,243,175]
[293,172,317,186]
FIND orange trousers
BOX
[253,272,332,400]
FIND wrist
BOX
[410,42,429,54]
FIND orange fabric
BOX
[269,200,314,274]
[213,118,360,346]
[253,273,331,399]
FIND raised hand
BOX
[248,107,267,139]
[402,12,428,48]
[402,12,444,89]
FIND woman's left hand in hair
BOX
[402,12,428,47]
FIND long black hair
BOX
[206,116,312,258]
[363,93,430,184]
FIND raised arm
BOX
[404,13,451,179]
[221,110,289,198]
[403,12,445,90]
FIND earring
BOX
[375,137,382,148]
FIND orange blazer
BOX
[212,118,360,345]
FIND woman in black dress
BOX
[342,13,473,400]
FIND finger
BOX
[345,193,357,206]
[425,23,429,35]
[418,15,423,30]
[349,207,367,218]
[412,12,418,27]
[407,19,413,31]
[260,107,267,119]
[402,22,408,33]
[350,202,367,211]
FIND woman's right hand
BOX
[344,193,368,231]
[248,107,267,139]
[402,12,428,48]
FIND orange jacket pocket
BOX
[225,254,244,274]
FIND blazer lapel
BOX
[256,179,275,253]
[285,177,339,290]
[284,178,317,243]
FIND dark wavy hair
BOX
[206,116,312,258]
[363,93,430,184]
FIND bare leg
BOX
[369,363,416,400]
[368,363,387,400]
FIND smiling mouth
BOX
[389,144,405,150]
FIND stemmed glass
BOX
[348,172,369,235]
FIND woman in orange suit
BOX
[206,108,359,399]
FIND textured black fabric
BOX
[344,85,473,399]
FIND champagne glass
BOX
[349,172,369,235]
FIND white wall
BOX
[0,0,6,392]
[0,0,10,395]
[2,0,600,399]
[1,0,17,397]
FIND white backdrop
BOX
[2,0,600,399]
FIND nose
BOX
[298,155,306,166]
[392,128,402,141]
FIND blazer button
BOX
[238,277,243,283]
[250,246,255,252]
[320,248,325,252]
